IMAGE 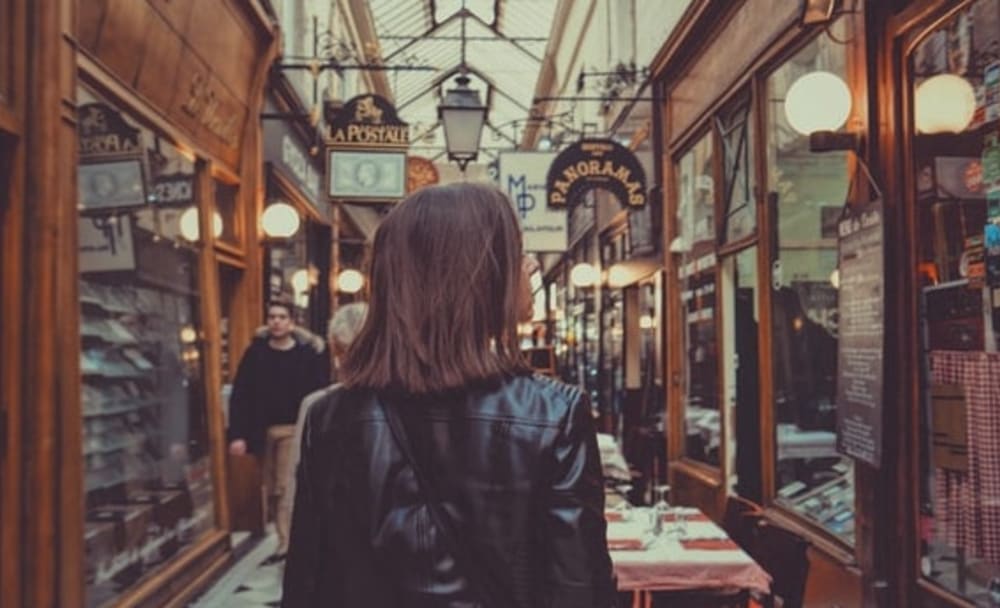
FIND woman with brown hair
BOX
[282,183,615,607]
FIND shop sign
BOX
[78,158,148,213]
[546,139,647,209]
[327,95,410,148]
[406,156,440,193]
[328,149,406,201]
[180,72,240,146]
[835,198,885,468]
[152,173,195,206]
[264,118,322,208]
[78,103,141,158]
[79,214,136,273]
[499,152,565,252]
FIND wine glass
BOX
[651,484,671,535]
[614,483,633,520]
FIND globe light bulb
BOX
[784,71,852,135]
[337,269,365,294]
[262,202,301,238]
[570,263,600,288]
[178,207,223,241]
[915,74,976,134]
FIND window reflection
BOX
[78,87,216,607]
[766,23,855,545]
[677,133,720,466]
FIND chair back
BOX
[753,522,810,608]
[722,495,763,551]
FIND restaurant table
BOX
[607,507,771,607]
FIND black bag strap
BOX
[377,397,520,608]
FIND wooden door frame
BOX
[881,1,984,606]
[0,0,26,604]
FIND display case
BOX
[80,269,215,607]
[775,462,856,546]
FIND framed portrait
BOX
[328,150,406,200]
[78,158,148,212]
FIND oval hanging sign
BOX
[546,139,646,208]
[327,94,410,148]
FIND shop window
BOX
[77,87,216,606]
[910,1,1000,600]
[676,132,719,466]
[214,180,242,248]
[765,24,854,545]
[717,95,756,244]
[722,246,761,500]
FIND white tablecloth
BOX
[607,508,772,594]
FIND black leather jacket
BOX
[282,374,616,607]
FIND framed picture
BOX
[328,150,406,200]
[78,158,148,212]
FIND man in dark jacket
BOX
[227,300,328,558]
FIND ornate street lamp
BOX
[438,74,488,171]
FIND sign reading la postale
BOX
[327,94,410,148]
[546,139,647,209]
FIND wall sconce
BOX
[336,268,365,294]
[262,201,301,239]
[570,262,600,288]
[179,206,223,241]
[639,314,656,330]
[784,71,858,152]
[915,74,976,134]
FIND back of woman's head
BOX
[341,182,527,394]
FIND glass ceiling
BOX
[367,0,559,163]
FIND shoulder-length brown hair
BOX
[341,182,529,394]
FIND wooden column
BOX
[20,0,81,605]
[0,0,27,601]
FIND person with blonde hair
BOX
[283,183,614,607]
[273,301,369,561]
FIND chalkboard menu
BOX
[835,198,885,468]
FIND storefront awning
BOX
[340,203,383,242]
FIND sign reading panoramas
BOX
[546,139,647,209]
[327,94,409,201]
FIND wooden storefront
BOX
[1,0,278,606]
[654,0,1000,606]
[653,1,872,605]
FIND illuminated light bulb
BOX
[262,202,301,238]
[291,269,310,294]
[337,269,365,294]
[607,264,629,287]
[570,263,600,288]
[915,74,976,134]
[178,207,222,241]
[784,71,852,135]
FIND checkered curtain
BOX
[931,351,1000,566]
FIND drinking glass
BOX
[651,484,670,535]
[614,483,633,520]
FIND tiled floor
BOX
[190,530,284,608]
